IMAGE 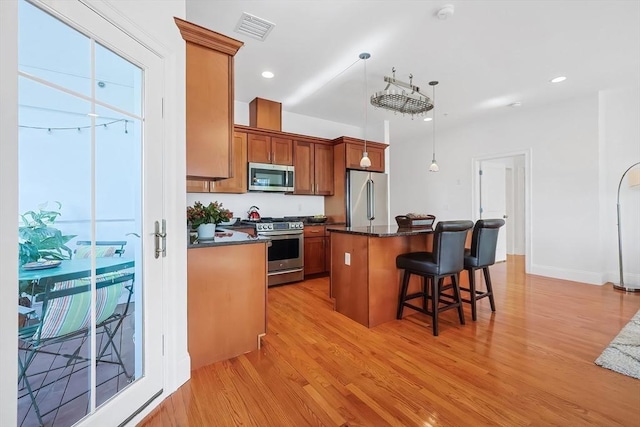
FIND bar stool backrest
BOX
[469,219,505,267]
[432,220,474,275]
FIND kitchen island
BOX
[187,229,269,370]
[328,225,436,328]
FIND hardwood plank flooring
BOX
[139,256,640,426]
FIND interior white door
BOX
[17,1,164,426]
[480,161,507,262]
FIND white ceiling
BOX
[186,0,640,141]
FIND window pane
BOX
[18,0,91,97]
[18,76,92,427]
[95,42,142,116]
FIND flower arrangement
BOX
[186,201,233,229]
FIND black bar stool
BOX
[461,219,505,321]
[396,220,474,336]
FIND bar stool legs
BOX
[462,266,496,321]
[397,270,465,336]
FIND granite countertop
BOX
[187,228,269,248]
[327,225,434,237]
[304,221,346,227]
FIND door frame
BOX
[471,149,532,273]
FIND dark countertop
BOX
[187,228,269,248]
[220,220,345,228]
[327,225,434,237]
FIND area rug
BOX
[595,309,640,379]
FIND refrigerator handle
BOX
[366,179,375,220]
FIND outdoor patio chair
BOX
[18,270,134,426]
[74,240,127,258]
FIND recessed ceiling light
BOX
[262,71,274,79]
[508,102,522,107]
[550,76,567,83]
[423,117,433,122]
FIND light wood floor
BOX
[139,256,640,426]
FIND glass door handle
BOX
[154,220,167,258]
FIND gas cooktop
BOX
[242,217,304,223]
[241,217,304,232]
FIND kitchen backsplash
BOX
[186,192,325,220]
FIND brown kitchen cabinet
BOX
[187,242,268,370]
[175,18,243,180]
[324,233,331,273]
[304,225,330,276]
[345,142,385,173]
[249,97,282,131]
[248,134,293,166]
[293,141,334,195]
[186,132,248,193]
[186,179,210,193]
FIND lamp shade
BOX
[628,167,640,187]
[360,152,372,168]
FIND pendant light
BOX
[428,81,439,172]
[359,52,372,168]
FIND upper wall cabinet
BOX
[186,131,248,193]
[249,97,282,131]
[331,137,387,173]
[175,18,243,180]
[345,141,385,172]
[293,141,334,195]
[248,134,293,166]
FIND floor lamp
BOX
[614,161,640,292]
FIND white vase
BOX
[197,223,216,240]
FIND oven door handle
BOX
[268,267,304,276]
[260,231,304,237]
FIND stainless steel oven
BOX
[245,219,304,286]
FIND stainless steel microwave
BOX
[248,162,295,192]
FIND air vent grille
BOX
[235,12,275,41]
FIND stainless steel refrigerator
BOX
[346,170,389,227]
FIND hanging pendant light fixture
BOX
[370,68,434,118]
[428,81,439,172]
[359,52,372,168]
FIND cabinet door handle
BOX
[268,151,271,162]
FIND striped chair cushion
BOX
[36,272,128,340]
[75,245,116,259]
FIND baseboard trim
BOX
[529,264,604,285]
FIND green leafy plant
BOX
[186,201,233,229]
[19,201,77,266]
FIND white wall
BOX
[391,89,640,285]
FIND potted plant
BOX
[186,201,233,240]
[19,201,77,294]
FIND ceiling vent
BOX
[234,12,275,41]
